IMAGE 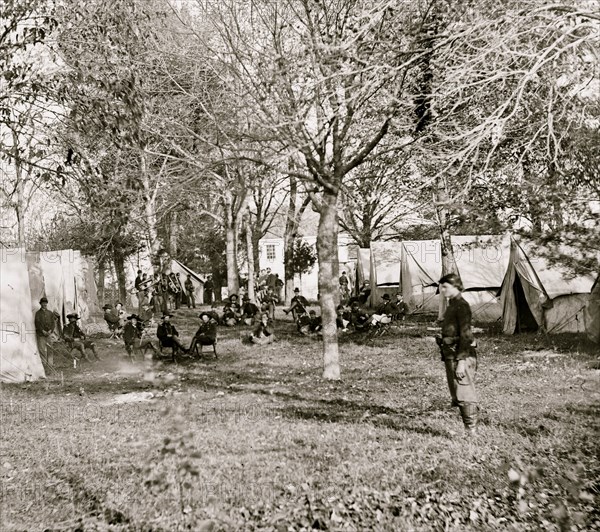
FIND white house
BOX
[258,209,356,300]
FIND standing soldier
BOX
[339,271,350,303]
[173,272,184,309]
[436,273,480,435]
[204,275,214,305]
[34,297,56,370]
[185,274,196,309]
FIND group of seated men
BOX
[336,292,409,332]
[220,288,280,326]
[121,311,219,359]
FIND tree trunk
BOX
[224,197,240,296]
[113,251,128,304]
[435,177,458,320]
[168,210,178,256]
[317,190,341,380]
[141,151,160,274]
[98,260,106,305]
[12,130,26,249]
[245,212,255,301]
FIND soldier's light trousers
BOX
[444,356,478,406]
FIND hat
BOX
[39,297,48,304]
[199,311,211,319]
[102,304,112,310]
[127,314,140,321]
[382,293,391,301]
[161,313,174,319]
[294,288,300,293]
[66,313,79,320]
[242,294,250,301]
[229,293,238,300]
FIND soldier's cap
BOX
[161,313,174,319]
[127,314,140,321]
[39,297,48,304]
[66,313,80,320]
[309,310,316,315]
[382,293,391,301]
[102,304,112,310]
[294,288,300,293]
[242,294,250,301]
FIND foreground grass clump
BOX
[0,309,598,531]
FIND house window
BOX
[266,244,276,262]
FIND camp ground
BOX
[499,237,596,335]
[0,249,46,383]
[368,241,403,306]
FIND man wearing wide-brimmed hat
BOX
[188,312,218,355]
[241,294,260,326]
[63,313,101,363]
[35,297,57,368]
[156,313,187,353]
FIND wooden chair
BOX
[158,338,181,363]
[189,336,217,359]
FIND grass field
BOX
[1,307,599,531]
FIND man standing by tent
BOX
[35,297,56,369]
[204,275,214,305]
[185,274,196,309]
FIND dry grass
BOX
[0,307,598,531]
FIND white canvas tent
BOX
[356,248,370,291]
[400,240,441,314]
[452,235,510,321]
[369,241,403,307]
[584,277,600,343]
[126,255,205,308]
[400,236,510,320]
[0,248,46,382]
[25,249,101,330]
[499,238,595,334]
[170,259,205,305]
[73,251,102,322]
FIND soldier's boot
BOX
[459,403,479,435]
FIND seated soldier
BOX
[309,310,322,332]
[260,286,278,321]
[349,300,370,331]
[188,312,218,353]
[392,293,410,321]
[241,295,260,326]
[357,281,371,306]
[249,312,275,345]
[368,293,394,326]
[63,313,101,363]
[114,302,126,328]
[222,294,242,327]
[123,314,142,359]
[103,304,122,337]
[283,288,308,319]
[156,313,187,353]
[336,304,351,331]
